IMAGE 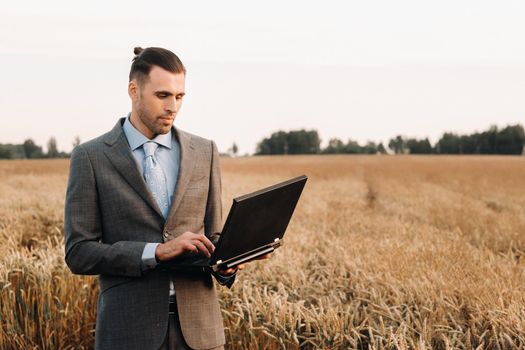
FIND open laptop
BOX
[157,174,308,273]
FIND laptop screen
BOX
[211,175,307,264]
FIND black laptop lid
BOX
[211,175,307,264]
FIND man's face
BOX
[129,65,185,139]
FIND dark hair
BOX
[129,47,186,85]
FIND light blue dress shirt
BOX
[122,116,180,271]
[122,115,235,287]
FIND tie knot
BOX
[143,141,159,157]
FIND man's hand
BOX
[155,231,215,262]
[218,252,272,276]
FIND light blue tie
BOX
[143,141,169,218]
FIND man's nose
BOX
[164,97,177,114]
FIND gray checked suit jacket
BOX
[64,118,229,350]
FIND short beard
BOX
[136,101,170,137]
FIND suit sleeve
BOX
[64,145,146,277]
[204,140,236,288]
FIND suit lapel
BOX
[103,119,164,218]
[166,127,196,222]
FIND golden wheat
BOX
[0,156,524,349]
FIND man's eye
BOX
[157,94,167,98]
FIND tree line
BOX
[255,124,525,155]
[0,136,80,159]
[388,124,524,155]
[1,124,523,159]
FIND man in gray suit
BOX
[64,47,260,350]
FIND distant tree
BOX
[495,124,525,154]
[345,139,362,154]
[459,134,479,154]
[256,131,284,155]
[287,130,321,154]
[323,139,386,154]
[436,133,461,154]
[47,137,59,158]
[255,137,271,155]
[406,138,433,154]
[255,129,320,155]
[362,141,378,154]
[323,138,345,154]
[388,135,407,154]
[377,142,387,154]
[23,139,43,159]
[72,135,81,149]
[307,130,322,154]
[477,126,498,154]
[227,142,239,157]
[286,131,302,154]
[0,144,12,159]
[7,144,26,158]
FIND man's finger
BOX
[191,240,211,257]
[193,234,215,253]
[220,268,236,275]
[256,253,272,260]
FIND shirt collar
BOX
[123,114,172,151]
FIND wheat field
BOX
[0,155,524,349]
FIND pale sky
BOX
[1,0,524,154]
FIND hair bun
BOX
[134,47,144,55]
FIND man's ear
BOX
[128,80,139,101]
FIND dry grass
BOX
[0,155,524,349]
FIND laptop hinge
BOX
[212,239,282,272]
